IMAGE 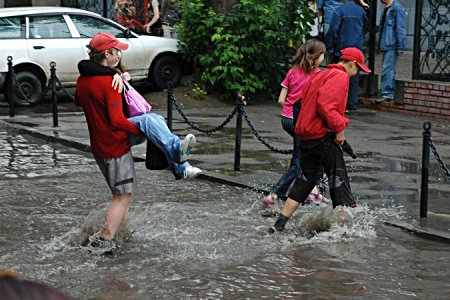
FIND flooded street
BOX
[1,124,450,299]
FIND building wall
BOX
[361,81,450,121]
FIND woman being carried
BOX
[78,50,201,180]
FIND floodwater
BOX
[1,126,450,300]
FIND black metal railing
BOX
[420,121,450,218]
[165,85,295,171]
[412,0,450,81]
[5,57,74,127]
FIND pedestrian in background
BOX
[376,0,407,103]
[115,0,163,36]
[261,39,328,216]
[268,48,371,234]
[326,0,368,110]
[317,0,343,38]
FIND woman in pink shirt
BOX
[262,39,328,215]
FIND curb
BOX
[384,221,450,244]
[6,120,269,195]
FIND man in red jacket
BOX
[269,47,371,234]
[75,32,144,254]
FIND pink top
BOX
[280,67,320,118]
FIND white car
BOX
[0,6,185,106]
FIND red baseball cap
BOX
[89,32,129,52]
[340,48,371,73]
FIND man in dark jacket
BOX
[268,48,371,234]
[326,0,367,110]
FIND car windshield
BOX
[70,14,125,38]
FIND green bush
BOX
[175,0,314,100]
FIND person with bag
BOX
[261,39,329,217]
[268,47,371,234]
[74,32,199,255]
[78,33,202,181]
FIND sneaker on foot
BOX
[305,191,328,205]
[183,165,202,179]
[89,237,115,255]
[180,134,196,162]
[262,193,278,206]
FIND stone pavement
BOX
[1,88,450,243]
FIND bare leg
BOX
[280,198,301,218]
[100,193,132,240]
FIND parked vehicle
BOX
[0,6,184,106]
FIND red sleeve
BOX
[105,84,144,137]
[316,73,349,133]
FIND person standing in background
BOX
[115,0,163,36]
[376,0,407,103]
[326,0,367,110]
[316,0,343,38]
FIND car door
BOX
[0,16,27,75]
[67,14,147,80]
[27,14,85,85]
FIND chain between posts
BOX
[5,57,62,107]
[169,89,238,133]
[428,138,450,180]
[240,107,294,155]
[168,88,293,154]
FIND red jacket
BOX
[295,64,350,140]
[75,75,143,158]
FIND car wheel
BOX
[150,55,181,90]
[10,71,43,106]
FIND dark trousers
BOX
[288,134,355,208]
[271,117,300,197]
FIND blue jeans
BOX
[128,113,190,178]
[271,117,300,198]
[347,72,360,109]
[381,50,398,99]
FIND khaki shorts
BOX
[95,150,137,195]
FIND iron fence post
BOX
[367,0,377,96]
[167,81,173,131]
[412,0,423,80]
[7,56,15,117]
[234,95,243,171]
[420,121,431,218]
[50,62,58,127]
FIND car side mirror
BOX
[124,29,132,38]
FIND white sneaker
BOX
[183,165,202,179]
[180,134,196,162]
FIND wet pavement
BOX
[1,84,450,241]
[1,77,450,298]
[1,121,450,299]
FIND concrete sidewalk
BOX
[1,94,450,243]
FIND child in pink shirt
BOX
[262,39,328,215]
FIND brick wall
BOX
[360,80,450,121]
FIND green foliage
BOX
[192,83,207,99]
[175,0,314,100]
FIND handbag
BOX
[122,77,152,117]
